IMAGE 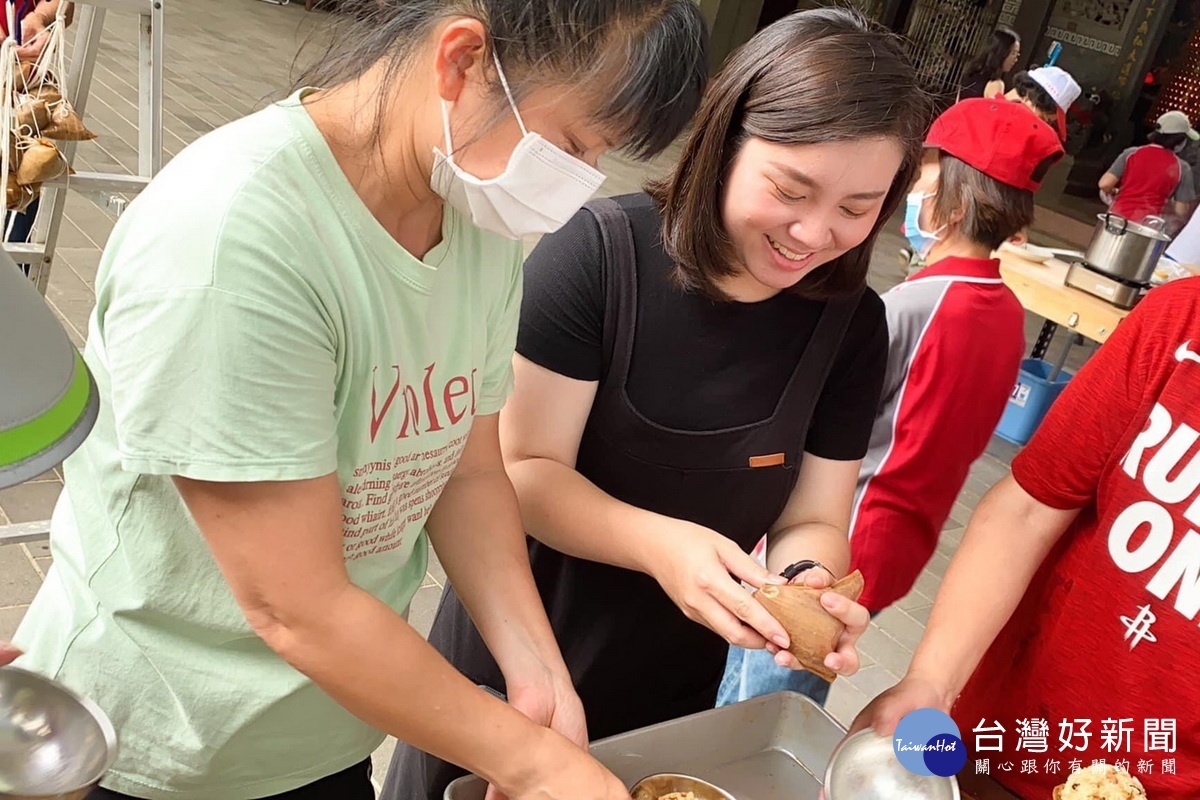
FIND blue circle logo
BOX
[892,709,967,777]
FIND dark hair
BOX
[1148,130,1188,151]
[931,154,1035,250]
[1011,70,1057,116]
[965,28,1020,82]
[297,0,708,160]
[649,7,932,301]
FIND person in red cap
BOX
[720,97,1064,707]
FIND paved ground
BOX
[1,0,1097,785]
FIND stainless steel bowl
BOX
[824,729,960,800]
[0,667,118,800]
[629,772,736,800]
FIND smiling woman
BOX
[654,13,929,302]
[387,8,932,800]
[719,137,904,300]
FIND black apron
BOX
[383,198,860,800]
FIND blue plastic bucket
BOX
[995,358,1074,445]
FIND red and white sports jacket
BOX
[848,256,1026,610]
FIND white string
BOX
[30,6,65,89]
[1,37,18,210]
[490,50,527,137]
[439,51,529,159]
[439,98,454,157]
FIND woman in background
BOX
[958,27,1019,101]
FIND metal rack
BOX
[0,0,162,544]
[4,0,163,295]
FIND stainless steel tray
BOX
[444,691,846,800]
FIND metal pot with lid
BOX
[1084,213,1172,285]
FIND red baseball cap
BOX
[925,98,1065,192]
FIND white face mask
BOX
[430,52,607,240]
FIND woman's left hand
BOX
[485,666,589,800]
[766,568,870,677]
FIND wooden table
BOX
[996,250,1132,359]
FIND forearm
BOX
[260,583,551,791]
[905,476,1068,704]
[29,0,65,25]
[426,466,570,683]
[765,522,849,577]
[506,456,669,574]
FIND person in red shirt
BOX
[852,276,1200,797]
[719,98,1063,707]
[1100,110,1198,223]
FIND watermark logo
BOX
[893,708,967,778]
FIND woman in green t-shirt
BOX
[10,1,706,799]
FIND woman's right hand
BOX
[847,674,952,739]
[645,520,790,651]
[0,641,21,666]
[496,730,630,800]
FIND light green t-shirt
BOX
[13,91,523,799]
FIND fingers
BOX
[773,649,802,670]
[0,642,21,666]
[16,39,46,61]
[847,692,908,739]
[690,594,771,650]
[871,703,906,738]
[820,593,869,677]
[846,711,874,737]
[710,578,790,649]
[846,697,895,737]
[821,591,871,633]
[824,644,859,677]
[794,568,834,589]
[827,621,865,677]
[719,542,784,589]
[483,785,510,800]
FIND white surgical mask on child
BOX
[903,191,946,259]
[430,52,607,240]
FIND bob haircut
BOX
[931,154,1037,250]
[649,7,932,301]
